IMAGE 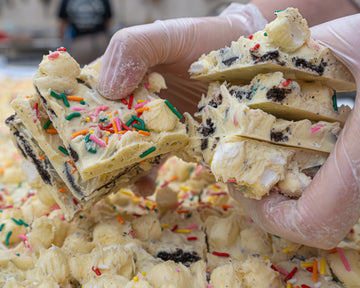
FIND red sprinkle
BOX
[91,266,101,276]
[212,251,230,258]
[121,99,128,105]
[48,52,59,59]
[249,35,253,40]
[350,229,355,233]
[33,103,41,119]
[171,225,178,232]
[121,122,132,131]
[187,237,198,241]
[73,198,78,205]
[57,47,67,52]
[281,79,292,87]
[250,43,260,51]
[306,267,313,272]
[284,267,298,283]
[128,93,134,109]
[301,285,311,288]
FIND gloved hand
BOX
[229,14,360,249]
[97,3,267,196]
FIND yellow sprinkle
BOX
[133,276,139,282]
[141,272,146,276]
[146,200,152,207]
[104,131,110,135]
[287,283,292,288]
[89,130,94,134]
[120,189,133,197]
[176,229,190,234]
[6,196,12,203]
[161,224,170,229]
[100,173,108,181]
[211,185,220,191]
[320,259,326,275]
[85,117,90,122]
[283,244,297,254]
[207,196,214,202]
[300,262,314,268]
[179,185,191,192]
[177,194,182,199]
[259,254,271,260]
[133,198,139,204]
[108,114,113,119]
[137,100,146,103]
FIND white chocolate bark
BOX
[204,72,351,125]
[189,8,356,92]
[11,93,162,202]
[197,82,341,153]
[33,51,188,180]
[183,116,327,199]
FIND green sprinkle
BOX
[274,9,286,15]
[99,118,107,122]
[50,90,62,99]
[273,235,280,238]
[17,182,22,188]
[139,146,156,158]
[186,213,192,218]
[5,231,12,246]
[88,148,97,153]
[11,218,22,226]
[43,120,52,130]
[0,210,3,213]
[145,206,150,211]
[253,87,258,92]
[80,101,87,105]
[264,32,268,36]
[85,134,91,142]
[16,253,20,256]
[58,146,69,155]
[156,181,159,186]
[126,117,135,127]
[132,115,145,129]
[113,206,117,210]
[332,91,338,111]
[189,166,194,175]
[65,112,81,120]
[0,223,4,231]
[133,124,149,132]
[165,100,182,119]
[190,196,195,201]
[79,215,83,219]
[61,93,70,107]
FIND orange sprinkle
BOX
[135,107,150,113]
[138,159,146,165]
[169,176,178,182]
[328,248,338,254]
[66,96,84,102]
[38,155,45,160]
[117,215,124,224]
[118,130,127,135]
[313,259,318,282]
[59,188,66,193]
[177,210,190,214]
[222,204,232,210]
[138,130,150,136]
[206,267,210,273]
[105,136,108,145]
[25,95,31,98]
[71,129,89,139]
[112,119,118,134]
[71,168,77,174]
[46,129,58,134]
[132,128,136,131]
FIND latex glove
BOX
[229,13,360,249]
[97,3,267,196]
[98,3,267,115]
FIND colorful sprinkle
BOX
[320,259,326,275]
[0,223,4,231]
[59,188,66,193]
[171,225,178,232]
[121,99,128,105]
[67,96,84,102]
[337,247,351,271]
[313,259,318,282]
[250,43,260,51]
[50,90,62,99]
[46,128,58,134]
[284,267,297,283]
[134,100,151,109]
[187,237,198,241]
[281,79,292,87]
[10,218,28,227]
[184,224,198,230]
[271,265,289,276]
[117,215,124,224]
[48,52,59,59]
[332,91,338,111]
[274,9,286,14]
[33,102,41,118]
[91,266,102,276]
[5,231,12,246]
[58,146,69,155]
[61,93,70,107]
[175,229,190,234]
[89,134,106,147]
[164,100,182,119]
[93,105,109,117]
[57,47,67,52]
[139,146,156,158]
[128,93,134,109]
[212,251,230,258]
[249,35,253,40]
[71,129,89,139]
[310,124,323,133]
[65,112,81,120]
[43,120,52,130]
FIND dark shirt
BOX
[58,0,112,38]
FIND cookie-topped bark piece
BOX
[10,93,163,212]
[203,72,351,125]
[189,8,356,92]
[196,83,341,153]
[33,50,188,180]
[182,116,328,199]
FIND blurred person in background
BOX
[58,0,112,65]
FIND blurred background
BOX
[0,0,355,106]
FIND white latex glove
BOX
[98,3,267,115]
[229,14,360,249]
[97,3,267,196]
